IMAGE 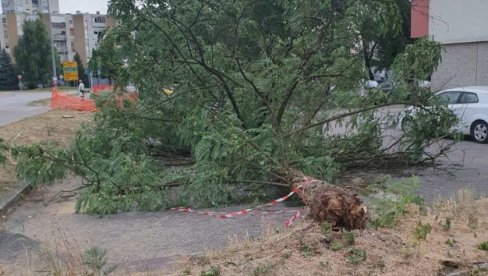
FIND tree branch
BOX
[288,101,413,138]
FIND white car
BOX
[400,86,488,143]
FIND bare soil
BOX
[0,110,93,197]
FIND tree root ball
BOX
[296,176,368,230]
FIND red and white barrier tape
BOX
[284,209,301,227]
[172,184,304,227]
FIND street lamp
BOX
[47,1,57,86]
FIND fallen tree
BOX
[8,0,457,225]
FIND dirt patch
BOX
[27,98,51,106]
[0,110,93,196]
[173,198,488,276]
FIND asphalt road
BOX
[413,139,488,201]
[0,91,51,126]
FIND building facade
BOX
[72,11,115,66]
[1,0,59,14]
[412,0,488,90]
[0,5,113,66]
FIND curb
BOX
[0,181,32,216]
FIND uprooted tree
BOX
[9,0,457,227]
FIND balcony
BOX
[53,34,67,41]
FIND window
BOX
[459,92,479,104]
[438,91,462,104]
[94,17,106,23]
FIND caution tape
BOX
[172,184,304,227]
[284,209,301,227]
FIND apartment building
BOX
[412,0,488,90]
[1,0,59,14]
[71,11,115,66]
[0,1,113,66]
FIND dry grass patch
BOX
[0,110,93,195]
[172,197,488,276]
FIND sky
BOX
[59,0,108,14]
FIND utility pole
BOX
[47,0,57,86]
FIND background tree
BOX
[0,49,18,90]
[353,0,413,80]
[13,18,51,89]
[89,30,124,87]
[74,52,89,87]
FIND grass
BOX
[0,110,93,197]
[368,177,424,228]
[37,228,116,276]
[478,241,488,251]
[172,191,488,276]
[346,247,367,265]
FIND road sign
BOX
[63,61,78,81]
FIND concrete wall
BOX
[429,0,488,44]
[432,42,488,90]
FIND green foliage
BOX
[89,29,126,87]
[400,105,458,163]
[445,239,456,247]
[252,263,273,276]
[346,247,367,265]
[0,49,18,90]
[14,17,51,89]
[13,0,451,213]
[393,38,442,83]
[353,0,409,77]
[343,231,355,245]
[200,265,221,276]
[11,143,66,186]
[441,217,452,232]
[13,97,176,215]
[321,222,332,236]
[83,247,117,276]
[370,177,424,228]
[330,241,344,251]
[478,241,488,251]
[0,138,8,165]
[74,52,90,88]
[300,245,315,256]
[412,221,431,257]
[412,221,431,243]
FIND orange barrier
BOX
[92,85,113,94]
[50,90,97,112]
[50,86,138,112]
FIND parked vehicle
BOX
[399,86,488,143]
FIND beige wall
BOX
[429,0,488,44]
[6,14,18,57]
[106,16,115,30]
[72,14,86,66]
[432,42,488,90]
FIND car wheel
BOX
[401,116,416,133]
[470,121,488,143]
